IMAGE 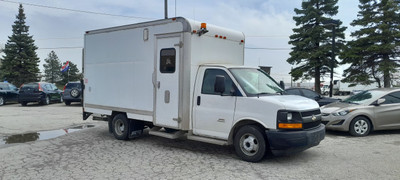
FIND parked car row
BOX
[0,81,82,106]
[283,87,400,136]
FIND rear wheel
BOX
[112,114,130,140]
[234,125,267,162]
[0,96,4,106]
[41,95,50,105]
[349,116,371,136]
[21,101,27,106]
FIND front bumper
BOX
[266,124,325,156]
[321,114,351,132]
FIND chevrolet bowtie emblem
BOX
[312,115,317,121]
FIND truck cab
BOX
[191,65,324,161]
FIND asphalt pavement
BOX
[0,103,399,179]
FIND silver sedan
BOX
[321,88,400,136]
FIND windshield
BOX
[229,68,283,96]
[342,90,385,105]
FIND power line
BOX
[37,47,83,50]
[0,0,154,20]
[245,47,291,50]
[246,36,289,38]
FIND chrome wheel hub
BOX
[354,120,368,135]
[114,119,125,135]
[240,133,259,156]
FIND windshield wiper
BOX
[343,101,359,105]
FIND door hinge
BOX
[174,41,183,48]
[173,117,181,123]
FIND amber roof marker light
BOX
[197,23,209,36]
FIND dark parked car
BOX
[63,81,82,105]
[0,82,19,106]
[18,82,63,106]
[283,88,340,106]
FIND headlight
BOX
[287,112,293,121]
[332,109,355,116]
[277,110,302,129]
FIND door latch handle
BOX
[197,96,201,106]
[157,81,160,89]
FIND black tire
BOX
[65,101,71,106]
[70,88,80,98]
[234,125,267,162]
[41,95,50,105]
[0,96,4,106]
[112,114,130,140]
[21,101,27,106]
[59,94,64,103]
[349,116,371,136]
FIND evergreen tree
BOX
[43,51,62,83]
[0,4,40,86]
[340,0,400,88]
[59,61,81,86]
[287,0,346,93]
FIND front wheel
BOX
[234,125,267,162]
[112,114,130,140]
[59,95,64,103]
[349,116,371,136]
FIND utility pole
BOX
[164,0,168,19]
[323,19,339,97]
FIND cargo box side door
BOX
[154,35,181,128]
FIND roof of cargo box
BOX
[85,17,245,42]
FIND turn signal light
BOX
[278,123,302,129]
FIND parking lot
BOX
[0,103,399,179]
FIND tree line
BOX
[288,0,400,94]
[0,4,81,87]
[1,1,399,92]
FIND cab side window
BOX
[381,92,400,104]
[201,69,238,96]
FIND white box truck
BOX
[82,17,325,162]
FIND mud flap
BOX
[128,120,145,138]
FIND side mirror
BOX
[314,95,321,101]
[279,81,285,90]
[373,98,386,106]
[214,75,226,95]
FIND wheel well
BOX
[352,115,374,131]
[228,120,267,145]
[111,111,127,119]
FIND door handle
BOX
[157,81,160,89]
[197,96,201,106]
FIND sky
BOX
[0,0,360,83]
